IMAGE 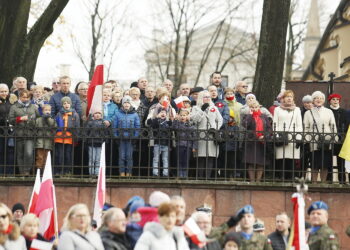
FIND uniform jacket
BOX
[239,232,273,250]
[57,230,104,250]
[304,107,337,152]
[134,222,189,250]
[35,116,57,150]
[54,109,80,144]
[273,107,303,159]
[8,102,40,137]
[100,230,131,250]
[268,230,288,250]
[49,91,82,117]
[190,105,223,158]
[113,107,140,138]
[307,224,339,250]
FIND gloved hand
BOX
[201,103,209,111]
[226,212,244,228]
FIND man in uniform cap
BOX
[236,205,272,250]
[307,201,339,250]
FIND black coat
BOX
[268,230,288,250]
[100,230,131,250]
[0,96,12,126]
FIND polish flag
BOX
[30,239,53,250]
[34,152,57,240]
[93,142,106,228]
[86,65,104,116]
[288,193,307,250]
[183,217,207,248]
[174,96,184,109]
[28,169,41,213]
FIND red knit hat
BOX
[328,93,342,102]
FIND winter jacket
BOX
[57,230,104,250]
[235,93,246,105]
[24,233,48,250]
[329,106,348,133]
[147,118,172,146]
[30,98,48,116]
[134,222,189,250]
[220,124,239,152]
[240,105,272,126]
[126,223,143,249]
[136,101,148,127]
[268,230,288,250]
[54,109,80,144]
[100,230,131,250]
[35,116,57,150]
[0,95,14,127]
[49,91,82,117]
[8,102,40,137]
[273,107,303,159]
[104,101,119,123]
[113,107,140,138]
[224,99,243,125]
[172,120,197,149]
[212,97,230,126]
[190,105,223,158]
[86,119,106,146]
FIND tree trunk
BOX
[0,0,69,88]
[253,0,291,107]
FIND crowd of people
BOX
[0,73,348,182]
[0,191,343,250]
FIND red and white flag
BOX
[289,193,307,250]
[183,217,207,248]
[87,64,104,116]
[28,169,41,213]
[34,152,57,240]
[174,96,184,109]
[30,238,53,250]
[93,142,106,228]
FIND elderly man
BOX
[143,86,158,108]
[170,195,186,226]
[210,72,224,99]
[189,211,221,250]
[12,76,27,97]
[100,207,131,250]
[49,76,82,117]
[162,79,174,95]
[268,212,290,250]
[234,81,249,105]
[179,83,191,97]
[77,82,89,123]
[237,205,272,250]
[307,201,339,250]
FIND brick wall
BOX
[1,182,350,248]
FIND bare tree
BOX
[0,0,69,87]
[71,0,131,80]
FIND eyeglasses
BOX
[241,86,248,88]
[0,214,8,219]
[79,88,88,91]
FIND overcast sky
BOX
[33,0,341,88]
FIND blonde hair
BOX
[0,203,13,221]
[101,207,124,228]
[224,87,234,94]
[282,90,294,99]
[20,213,39,232]
[196,90,213,107]
[156,87,169,99]
[248,100,260,108]
[129,87,141,95]
[61,203,91,232]
[31,85,44,93]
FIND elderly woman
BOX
[242,100,271,182]
[134,202,189,250]
[20,213,47,249]
[129,87,148,125]
[304,91,337,183]
[58,203,104,250]
[240,94,272,126]
[0,203,26,249]
[273,90,303,181]
[9,89,39,175]
[191,90,223,178]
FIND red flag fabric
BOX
[86,65,104,116]
[93,142,106,228]
[183,217,206,248]
[290,193,307,250]
[28,169,41,213]
[174,96,184,109]
[34,152,56,240]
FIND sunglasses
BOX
[0,214,8,219]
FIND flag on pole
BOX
[34,152,56,240]
[183,217,207,248]
[28,169,41,213]
[93,142,106,228]
[174,96,185,109]
[288,193,307,250]
[86,65,104,116]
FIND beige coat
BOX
[273,107,303,159]
[304,107,337,152]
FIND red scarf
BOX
[2,224,13,234]
[226,96,234,101]
[252,110,264,138]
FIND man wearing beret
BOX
[237,205,272,250]
[307,201,339,250]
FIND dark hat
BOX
[130,82,138,88]
[103,203,114,212]
[223,232,241,247]
[190,87,204,95]
[236,205,254,217]
[253,220,265,232]
[196,205,212,214]
[12,203,25,214]
[307,201,328,215]
[122,96,132,105]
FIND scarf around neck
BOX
[279,102,296,111]
[252,110,264,138]
[18,99,30,107]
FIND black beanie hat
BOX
[223,232,241,247]
[12,203,25,213]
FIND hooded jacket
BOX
[134,222,189,250]
[113,107,140,138]
[49,91,82,117]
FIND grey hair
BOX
[0,83,9,91]
[311,91,325,100]
[191,211,210,222]
[102,207,124,227]
[196,90,213,107]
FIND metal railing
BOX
[0,125,346,184]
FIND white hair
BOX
[311,91,325,100]
[0,83,9,91]
[196,90,213,107]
